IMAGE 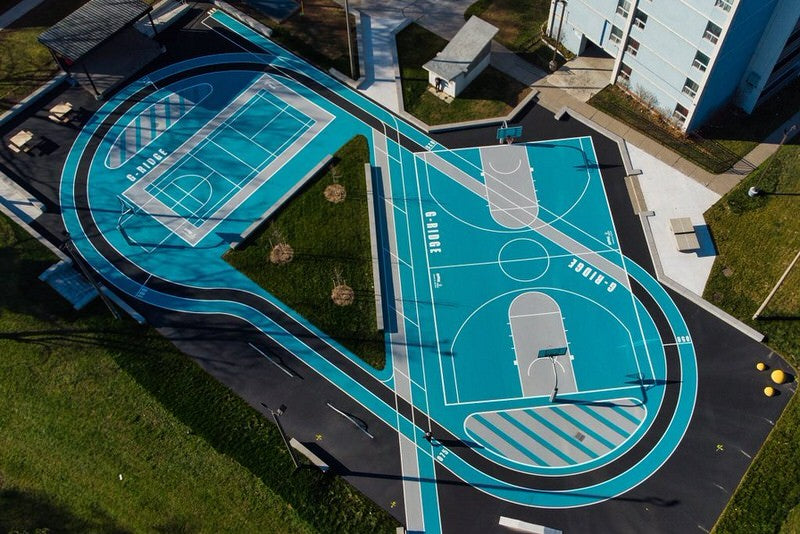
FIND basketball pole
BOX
[753,249,800,320]
[549,355,558,403]
[344,0,355,79]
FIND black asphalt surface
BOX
[0,7,793,533]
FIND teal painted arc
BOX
[56,8,700,515]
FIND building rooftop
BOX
[38,0,152,62]
[423,16,498,80]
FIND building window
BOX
[703,21,722,44]
[673,104,689,125]
[609,25,623,44]
[714,0,733,12]
[633,10,648,29]
[619,63,632,83]
[626,38,640,57]
[682,78,699,98]
[692,51,710,72]
[616,0,631,18]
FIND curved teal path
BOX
[59,9,698,527]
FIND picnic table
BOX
[49,101,73,123]
[670,217,700,252]
[7,130,34,153]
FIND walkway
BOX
[357,11,405,112]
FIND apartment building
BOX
[547,0,800,130]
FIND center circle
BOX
[497,238,550,282]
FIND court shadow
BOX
[434,437,483,449]
[0,488,126,533]
[693,225,717,258]
[33,137,59,156]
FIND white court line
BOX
[431,249,618,271]
[374,144,404,165]
[259,92,314,127]
[250,95,292,139]
[392,130,431,397]
[444,285,649,407]
[581,136,656,384]
[486,158,522,175]
[171,182,205,205]
[390,250,412,269]
[207,137,260,172]
[428,140,616,254]
[444,384,642,407]
[171,179,211,210]
[493,204,539,211]
[417,152,459,405]
[394,367,426,393]
[386,300,420,329]
[225,123,278,158]
[187,152,245,190]
[509,311,561,319]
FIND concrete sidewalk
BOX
[356,11,406,112]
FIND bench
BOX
[289,438,329,472]
[670,217,700,252]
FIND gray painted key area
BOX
[509,291,577,397]
[479,145,538,228]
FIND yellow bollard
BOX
[764,386,776,397]
[756,362,767,371]
[771,369,787,384]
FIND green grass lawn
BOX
[396,23,531,126]
[464,0,560,71]
[225,135,385,370]
[704,143,800,358]
[0,0,90,113]
[705,144,800,532]
[0,213,396,532]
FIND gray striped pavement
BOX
[466,400,646,467]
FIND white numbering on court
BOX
[436,448,450,462]
[424,211,442,254]
[425,140,436,151]
[567,257,617,292]
[676,335,692,343]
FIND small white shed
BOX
[422,16,499,98]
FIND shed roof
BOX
[423,16,499,80]
[38,0,152,62]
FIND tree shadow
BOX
[0,487,130,533]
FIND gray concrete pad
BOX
[479,145,538,229]
[509,292,577,398]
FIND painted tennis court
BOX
[59,9,698,530]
